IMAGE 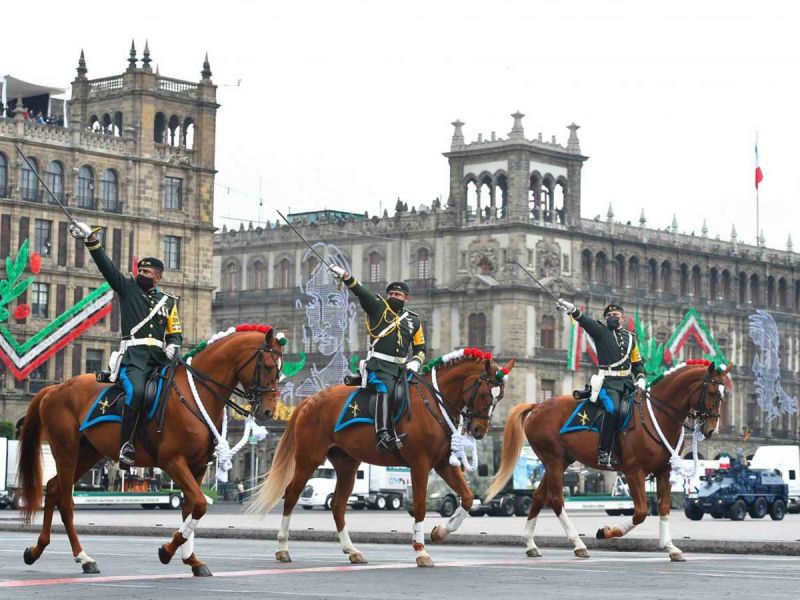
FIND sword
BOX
[510,257,561,302]
[275,209,341,287]
[14,143,103,236]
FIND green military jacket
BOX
[571,308,644,385]
[343,275,425,378]
[86,240,182,370]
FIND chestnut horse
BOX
[250,352,515,567]
[487,360,730,561]
[17,327,282,576]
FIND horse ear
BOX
[265,328,275,345]
[484,358,492,373]
[503,358,515,372]
[707,362,716,375]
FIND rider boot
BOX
[597,412,618,469]
[375,392,406,453]
[119,403,139,471]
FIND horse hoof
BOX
[82,561,101,574]
[595,527,607,540]
[430,525,447,543]
[275,550,292,563]
[158,545,173,565]
[669,552,686,562]
[23,547,37,565]
[192,564,213,577]
[348,552,368,565]
[416,555,435,568]
[574,548,590,559]
[525,548,542,558]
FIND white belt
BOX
[368,350,407,365]
[123,338,165,349]
[598,368,630,377]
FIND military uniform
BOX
[85,239,182,467]
[570,304,644,466]
[342,274,425,451]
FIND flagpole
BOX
[755,131,760,247]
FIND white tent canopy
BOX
[1,75,65,102]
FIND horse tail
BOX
[18,386,53,521]
[484,402,532,503]
[246,407,299,515]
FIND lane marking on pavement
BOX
[0,554,751,588]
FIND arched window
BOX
[101,113,112,134]
[368,251,382,283]
[416,248,430,279]
[581,249,592,283]
[539,315,556,349]
[468,313,487,348]
[0,153,7,198]
[277,258,292,289]
[168,115,181,147]
[100,170,119,212]
[738,272,748,304]
[223,261,240,292]
[750,274,760,306]
[767,276,776,309]
[692,266,702,297]
[89,115,101,133]
[45,161,64,204]
[154,112,167,144]
[679,263,689,296]
[494,173,508,219]
[113,111,123,136]
[721,269,732,300]
[529,172,542,221]
[555,177,568,224]
[778,277,789,310]
[249,261,266,290]
[76,166,94,208]
[709,268,719,300]
[660,261,672,293]
[628,256,639,289]
[615,254,625,288]
[595,252,607,284]
[183,117,195,149]
[20,156,39,201]
[648,258,658,292]
[465,177,478,223]
[478,174,492,222]
[541,175,555,222]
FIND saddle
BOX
[80,365,171,432]
[334,374,410,432]
[559,390,634,435]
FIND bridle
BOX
[178,336,282,418]
[461,372,506,428]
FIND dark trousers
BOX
[119,364,149,412]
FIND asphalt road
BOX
[1,533,799,600]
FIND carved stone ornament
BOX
[535,240,561,278]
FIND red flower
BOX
[30,252,42,274]
[483,352,493,360]
[501,367,510,375]
[14,304,31,320]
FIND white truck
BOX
[298,460,411,510]
[0,437,57,509]
[749,445,800,513]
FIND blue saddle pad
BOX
[333,387,408,433]
[79,367,168,431]
[559,394,632,435]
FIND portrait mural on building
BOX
[279,242,356,410]
[749,310,798,421]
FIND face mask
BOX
[606,315,620,329]
[136,274,155,292]
[387,297,405,313]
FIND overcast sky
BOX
[4,0,797,249]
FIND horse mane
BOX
[184,323,277,361]
[649,358,718,389]
[422,347,494,374]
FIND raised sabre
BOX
[510,257,562,302]
[275,209,341,287]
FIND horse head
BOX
[243,327,285,421]
[693,362,732,438]
[460,357,516,440]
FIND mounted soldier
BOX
[328,265,426,453]
[555,299,646,468]
[69,221,182,470]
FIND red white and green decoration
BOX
[422,347,510,383]
[567,306,729,384]
[0,240,113,381]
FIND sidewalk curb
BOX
[1,522,798,556]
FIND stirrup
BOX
[597,451,617,468]
[376,430,400,453]
[119,442,135,471]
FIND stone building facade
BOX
[213,112,800,470]
[0,44,218,426]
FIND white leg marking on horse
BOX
[557,509,586,550]
[413,520,425,546]
[180,532,195,560]
[178,515,199,540]
[523,517,540,552]
[659,515,682,554]
[338,526,359,554]
[73,550,96,565]
[445,506,468,534]
[277,515,291,552]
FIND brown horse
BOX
[486,360,730,561]
[249,350,515,567]
[17,326,282,576]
